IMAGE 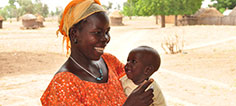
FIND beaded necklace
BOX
[70,56,103,81]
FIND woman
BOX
[41,0,154,105]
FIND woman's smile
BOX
[94,47,104,53]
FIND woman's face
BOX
[75,12,110,60]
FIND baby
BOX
[120,46,166,106]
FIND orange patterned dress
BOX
[41,53,127,106]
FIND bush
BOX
[161,34,184,54]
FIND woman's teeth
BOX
[94,47,104,53]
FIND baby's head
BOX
[125,46,161,85]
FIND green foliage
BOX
[122,0,203,16]
[0,0,49,19]
[183,0,203,15]
[165,0,203,15]
[42,4,49,17]
[0,8,8,20]
[17,0,35,15]
[50,11,55,16]
[122,0,203,27]
[211,0,236,10]
[117,4,121,10]
[122,0,138,16]
[219,8,226,13]
[135,0,155,16]
[55,7,63,16]
[0,0,17,19]
[102,1,113,11]
[8,0,16,6]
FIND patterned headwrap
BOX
[57,0,105,55]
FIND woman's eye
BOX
[132,60,137,64]
[93,31,101,35]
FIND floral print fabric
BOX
[41,53,127,106]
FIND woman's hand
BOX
[123,79,154,106]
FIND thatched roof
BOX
[35,14,45,22]
[229,7,236,16]
[193,8,223,18]
[0,16,4,21]
[22,14,37,20]
[109,10,123,18]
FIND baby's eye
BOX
[127,59,137,64]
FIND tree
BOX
[122,0,139,20]
[211,0,236,13]
[122,0,171,27]
[15,0,49,17]
[55,7,63,16]
[107,1,113,10]
[1,0,18,21]
[0,0,49,20]
[34,1,43,14]
[41,4,49,17]
[168,0,203,25]
[117,4,121,10]
[9,0,16,6]
[135,0,170,27]
[0,8,8,20]
[102,1,113,11]
[16,0,34,15]
[168,0,182,25]
[122,0,202,27]
[50,11,55,16]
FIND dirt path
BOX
[107,23,236,106]
[0,18,236,106]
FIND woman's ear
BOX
[144,66,154,75]
[69,26,79,44]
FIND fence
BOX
[179,16,236,25]
[197,16,236,25]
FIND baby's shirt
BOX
[120,75,166,106]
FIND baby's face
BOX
[125,50,148,85]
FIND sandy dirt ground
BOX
[0,17,236,106]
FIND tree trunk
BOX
[155,16,158,24]
[161,15,165,28]
[129,16,132,20]
[17,16,20,22]
[174,15,178,26]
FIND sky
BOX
[0,0,215,12]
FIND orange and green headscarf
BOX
[57,0,105,55]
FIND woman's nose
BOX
[101,33,110,43]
